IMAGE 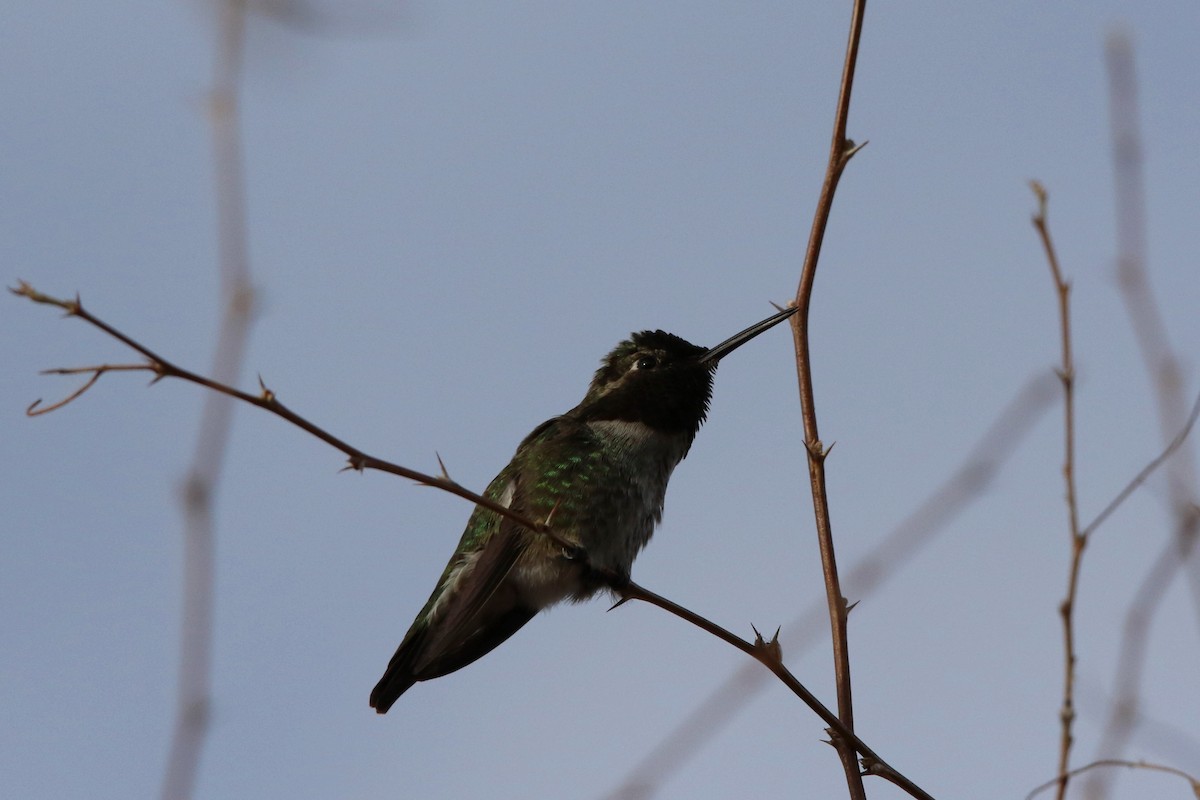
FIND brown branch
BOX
[26,364,151,416]
[789,0,868,795]
[1025,758,1200,800]
[1030,182,1085,800]
[9,282,582,559]
[602,374,1057,799]
[13,280,937,799]
[615,581,934,800]
[601,375,1200,800]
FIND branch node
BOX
[751,623,784,664]
[859,754,885,776]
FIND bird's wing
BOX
[410,496,528,675]
[413,415,593,668]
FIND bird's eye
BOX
[635,355,658,371]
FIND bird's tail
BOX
[370,668,417,714]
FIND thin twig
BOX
[1025,758,1200,800]
[1082,389,1200,538]
[26,364,150,416]
[9,282,583,558]
[1030,182,1085,800]
[789,1,868,795]
[13,280,937,800]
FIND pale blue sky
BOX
[3,2,1198,798]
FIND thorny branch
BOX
[604,373,1058,800]
[11,283,580,554]
[788,0,869,796]
[617,581,934,800]
[13,280,937,798]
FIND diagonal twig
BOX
[10,281,581,556]
[616,580,934,800]
[1025,758,1200,800]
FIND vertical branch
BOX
[602,376,1055,800]
[1088,30,1200,798]
[160,2,255,798]
[790,1,868,795]
[1029,183,1085,800]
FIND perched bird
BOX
[370,305,796,712]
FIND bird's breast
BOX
[578,419,692,573]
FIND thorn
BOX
[257,374,275,402]
[846,599,859,614]
[542,498,562,528]
[859,755,883,776]
[607,597,630,612]
[843,138,868,160]
[751,622,783,662]
[434,452,451,481]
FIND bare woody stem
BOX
[617,580,934,800]
[790,1,868,795]
[10,281,578,558]
[13,280,937,800]
[1029,182,1085,800]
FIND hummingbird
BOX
[370,305,796,713]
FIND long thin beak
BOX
[698,305,797,365]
